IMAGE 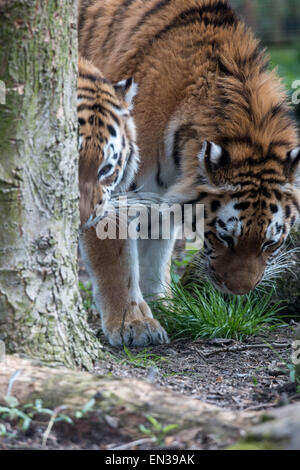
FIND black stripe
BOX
[156,162,166,188]
[218,47,264,79]
[78,0,95,34]
[172,131,182,168]
[266,179,287,185]
[236,169,281,179]
[77,94,95,101]
[102,99,122,110]
[273,189,283,201]
[260,103,293,126]
[127,144,134,166]
[77,86,96,94]
[79,72,98,82]
[107,125,116,137]
[233,189,257,198]
[127,2,237,67]
[221,136,264,157]
[102,0,138,52]
[233,181,260,189]
[268,140,293,152]
[77,103,120,126]
[290,197,300,214]
[229,154,286,169]
[151,3,237,43]
[83,5,105,52]
[130,0,172,36]
[79,72,109,84]
[100,89,115,99]
[234,201,250,211]
[235,45,265,71]
[172,123,197,168]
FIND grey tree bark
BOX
[0,0,101,369]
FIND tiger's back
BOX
[78,0,298,176]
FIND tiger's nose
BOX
[224,275,261,295]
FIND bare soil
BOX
[1,319,299,450]
[1,259,299,450]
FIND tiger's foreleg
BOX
[138,234,177,301]
[80,229,169,347]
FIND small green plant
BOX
[0,422,17,438]
[139,415,179,445]
[152,279,286,341]
[252,375,258,387]
[79,281,94,311]
[74,398,96,419]
[0,396,33,432]
[0,396,72,437]
[263,342,300,392]
[122,345,167,369]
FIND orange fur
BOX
[78,1,300,347]
[79,0,300,295]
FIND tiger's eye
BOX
[98,164,113,178]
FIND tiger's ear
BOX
[113,78,138,110]
[285,147,300,183]
[197,141,230,184]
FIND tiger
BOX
[78,0,300,347]
[78,56,139,226]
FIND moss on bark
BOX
[0,0,101,370]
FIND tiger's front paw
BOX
[103,302,169,347]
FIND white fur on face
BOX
[97,128,123,181]
[210,142,223,164]
[215,200,242,247]
[265,205,284,243]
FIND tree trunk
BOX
[0,0,101,369]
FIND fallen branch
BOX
[203,343,291,358]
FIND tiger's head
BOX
[167,137,300,295]
[78,58,139,226]
[165,52,300,295]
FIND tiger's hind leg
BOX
[80,230,169,347]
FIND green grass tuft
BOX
[152,280,286,341]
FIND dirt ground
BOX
[1,320,299,450]
[1,257,299,450]
[96,325,299,412]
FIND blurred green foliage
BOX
[269,45,300,89]
[231,0,300,43]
